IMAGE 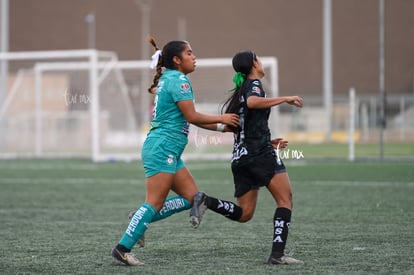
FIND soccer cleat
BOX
[266,254,304,265]
[111,247,144,266]
[128,210,145,248]
[136,234,145,248]
[127,210,135,220]
[189,192,207,229]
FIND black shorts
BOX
[231,150,286,198]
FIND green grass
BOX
[293,142,414,158]
[0,159,413,274]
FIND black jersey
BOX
[231,79,272,164]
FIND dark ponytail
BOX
[221,51,256,114]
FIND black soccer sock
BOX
[271,207,291,258]
[205,196,242,221]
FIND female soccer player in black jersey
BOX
[191,50,304,265]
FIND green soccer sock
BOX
[151,196,191,222]
[119,202,157,250]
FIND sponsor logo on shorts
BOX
[167,154,174,165]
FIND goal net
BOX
[0,50,278,161]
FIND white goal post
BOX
[112,57,279,162]
[0,50,278,162]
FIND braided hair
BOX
[147,36,189,94]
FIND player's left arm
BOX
[247,95,303,109]
[271,138,289,149]
[194,123,234,133]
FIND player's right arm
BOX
[177,100,239,128]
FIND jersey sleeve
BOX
[170,76,194,102]
[245,80,265,99]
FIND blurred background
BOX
[0,0,413,161]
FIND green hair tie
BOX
[230,72,246,92]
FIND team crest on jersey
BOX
[251,86,261,94]
[180,83,190,93]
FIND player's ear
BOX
[251,59,259,70]
[173,56,181,66]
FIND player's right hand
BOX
[221,113,239,127]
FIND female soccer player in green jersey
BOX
[111,37,239,266]
[191,50,305,265]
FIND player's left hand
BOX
[286,96,304,108]
[271,138,288,150]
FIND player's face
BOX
[176,44,197,75]
[254,56,265,78]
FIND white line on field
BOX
[303,180,414,187]
[0,178,412,187]
[0,178,142,184]
[0,163,101,171]
[0,178,234,185]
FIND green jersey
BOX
[147,69,194,141]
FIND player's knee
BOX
[238,209,254,222]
